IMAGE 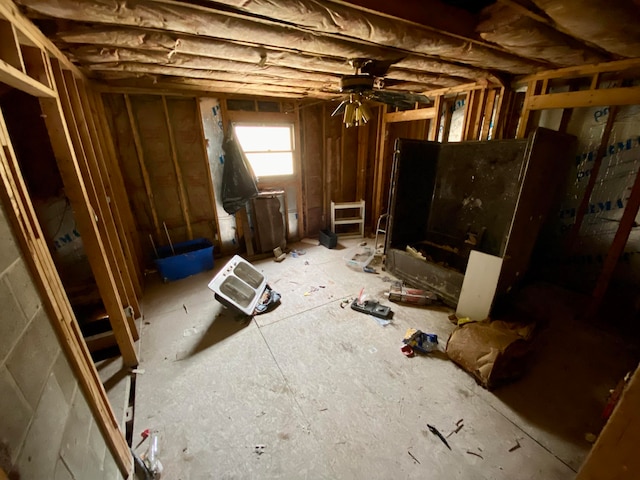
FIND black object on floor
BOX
[350,299,391,319]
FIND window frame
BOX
[232,122,297,179]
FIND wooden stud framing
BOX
[0,107,132,478]
[517,58,640,84]
[428,95,443,141]
[527,86,640,110]
[516,80,540,139]
[0,0,85,79]
[0,57,55,97]
[424,81,493,97]
[20,45,52,89]
[461,90,476,140]
[58,67,141,324]
[321,103,328,226]
[384,107,436,123]
[565,106,619,253]
[0,19,25,71]
[0,4,133,476]
[72,75,143,308]
[588,167,640,316]
[124,94,162,240]
[194,98,222,251]
[91,91,144,281]
[492,87,509,140]
[41,61,138,367]
[82,87,143,296]
[441,99,454,142]
[371,104,388,224]
[480,89,497,140]
[355,121,369,200]
[162,96,193,239]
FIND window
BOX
[234,125,294,177]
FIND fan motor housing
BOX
[340,75,375,93]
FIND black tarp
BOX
[222,133,259,214]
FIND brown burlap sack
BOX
[446,320,535,389]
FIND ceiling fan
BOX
[331,58,431,127]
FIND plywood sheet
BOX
[456,250,503,320]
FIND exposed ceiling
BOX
[15,0,640,99]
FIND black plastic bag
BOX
[221,133,259,214]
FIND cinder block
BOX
[102,450,121,480]
[6,259,41,322]
[88,418,106,470]
[14,372,68,480]
[0,277,28,362]
[60,389,92,478]
[52,351,77,407]
[6,308,60,409]
[0,204,20,275]
[0,366,32,465]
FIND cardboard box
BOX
[388,284,438,305]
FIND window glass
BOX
[234,125,294,176]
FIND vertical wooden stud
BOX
[428,95,443,142]
[92,92,144,276]
[43,60,138,366]
[162,96,193,240]
[124,94,161,240]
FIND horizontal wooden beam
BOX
[423,80,496,97]
[0,0,85,79]
[94,78,335,99]
[0,57,55,97]
[528,86,640,110]
[385,107,436,123]
[517,58,640,84]
[94,83,310,100]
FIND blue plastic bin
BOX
[154,238,214,282]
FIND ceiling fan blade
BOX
[331,99,347,117]
[369,90,431,108]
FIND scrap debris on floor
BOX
[133,237,638,479]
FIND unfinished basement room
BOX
[1,0,640,479]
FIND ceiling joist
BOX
[10,0,640,100]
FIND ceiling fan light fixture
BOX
[359,102,372,124]
[344,101,357,128]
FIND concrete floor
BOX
[130,238,638,480]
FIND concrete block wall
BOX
[0,202,121,480]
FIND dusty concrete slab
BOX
[133,238,638,479]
